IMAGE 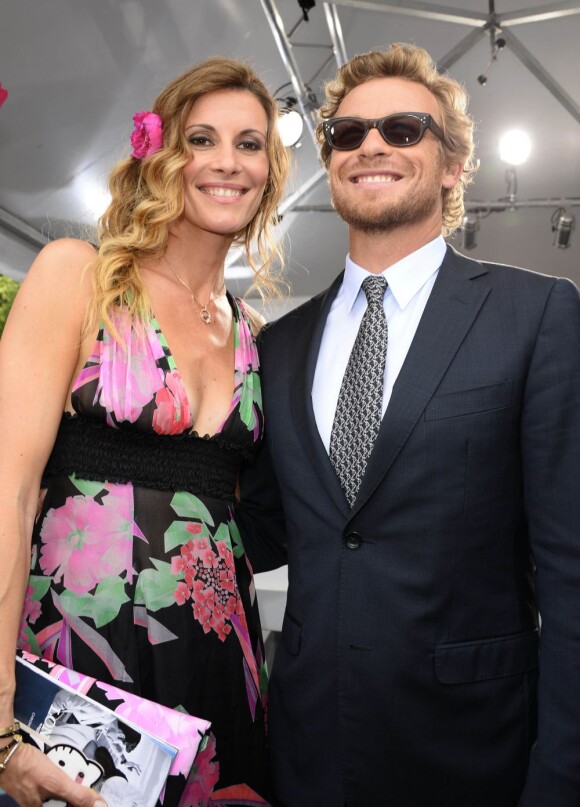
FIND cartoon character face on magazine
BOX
[43,744,104,807]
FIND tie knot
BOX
[362,275,387,307]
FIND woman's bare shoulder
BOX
[28,238,96,275]
[21,238,97,300]
[9,239,97,333]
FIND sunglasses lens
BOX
[380,116,423,146]
[326,115,430,150]
[327,119,368,150]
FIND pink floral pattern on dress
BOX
[230,300,262,441]
[39,486,134,594]
[18,585,42,650]
[171,538,242,642]
[74,308,167,426]
[153,369,192,434]
[179,733,220,806]
[233,300,258,371]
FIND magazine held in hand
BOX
[12,651,211,806]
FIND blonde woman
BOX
[0,57,290,806]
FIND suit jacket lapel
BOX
[351,247,491,518]
[289,273,351,517]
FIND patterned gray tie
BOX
[330,275,388,507]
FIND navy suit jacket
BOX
[238,246,580,807]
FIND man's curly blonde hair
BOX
[317,43,478,235]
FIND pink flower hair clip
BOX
[130,110,163,159]
[0,82,8,108]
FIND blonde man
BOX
[238,43,580,806]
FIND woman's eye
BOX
[238,140,262,151]
[188,134,212,147]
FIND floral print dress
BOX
[19,296,272,806]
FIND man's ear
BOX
[442,162,464,189]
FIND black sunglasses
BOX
[322,112,444,151]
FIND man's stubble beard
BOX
[330,161,442,235]
[330,179,444,235]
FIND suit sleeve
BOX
[235,326,288,574]
[519,278,580,805]
[236,438,288,574]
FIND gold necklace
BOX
[165,258,224,325]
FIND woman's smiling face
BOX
[180,88,270,241]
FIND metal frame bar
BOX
[0,207,49,249]
[262,0,580,123]
[325,0,487,26]
[502,0,580,26]
[325,0,580,26]
[260,0,318,144]
[291,198,580,212]
[278,168,327,216]
[468,198,580,211]
[438,27,488,70]
[323,3,349,67]
[500,28,580,123]
[259,0,335,217]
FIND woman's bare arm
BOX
[0,238,107,805]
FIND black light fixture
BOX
[461,213,480,250]
[477,33,506,86]
[297,0,315,22]
[551,208,575,249]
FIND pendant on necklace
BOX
[165,256,218,326]
[199,306,212,325]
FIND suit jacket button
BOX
[345,531,362,550]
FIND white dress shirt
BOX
[312,236,447,452]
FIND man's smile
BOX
[347,169,404,185]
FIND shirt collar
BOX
[343,236,447,314]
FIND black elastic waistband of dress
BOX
[42,413,248,500]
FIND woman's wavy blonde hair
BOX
[317,43,478,236]
[88,57,290,337]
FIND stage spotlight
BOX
[551,208,575,249]
[277,99,304,147]
[461,214,480,250]
[498,130,532,166]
